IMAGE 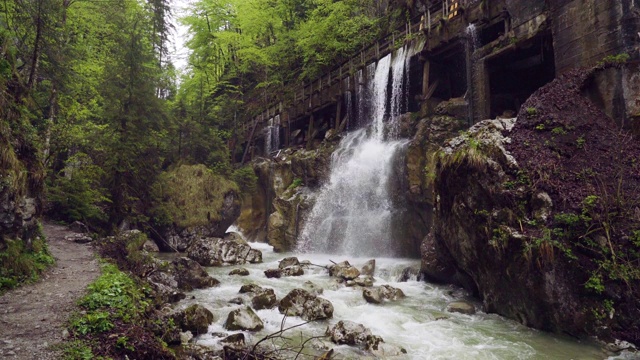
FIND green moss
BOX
[151,164,239,228]
[0,234,55,294]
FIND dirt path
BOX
[0,223,100,359]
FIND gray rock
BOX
[302,281,323,296]
[354,275,374,287]
[220,333,245,349]
[224,232,248,246]
[173,257,220,291]
[279,257,300,269]
[180,331,194,344]
[326,320,371,346]
[361,259,375,276]
[329,261,360,280]
[251,288,277,310]
[229,268,250,276]
[278,289,333,321]
[174,304,214,335]
[187,237,262,266]
[228,297,244,305]
[66,233,93,244]
[282,265,304,277]
[239,284,263,294]
[224,307,264,331]
[69,221,89,233]
[446,301,476,315]
[264,269,282,278]
[363,285,406,304]
[143,240,160,252]
[366,335,407,356]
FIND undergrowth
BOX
[0,230,55,294]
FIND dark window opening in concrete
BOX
[407,56,423,113]
[429,44,468,101]
[487,34,555,118]
[479,20,506,47]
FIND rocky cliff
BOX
[422,65,640,344]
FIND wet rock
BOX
[228,297,244,305]
[264,269,282,278]
[66,233,93,244]
[398,266,420,282]
[354,275,374,287]
[187,237,262,266]
[220,333,245,349]
[229,268,250,276]
[360,259,376,276]
[302,281,324,296]
[251,288,277,310]
[239,284,263,294]
[366,335,407,357]
[362,285,406,304]
[281,265,304,276]
[224,307,264,331]
[224,232,248,246]
[69,221,89,233]
[148,280,186,303]
[279,257,300,269]
[345,280,356,287]
[329,261,360,280]
[327,320,371,346]
[173,257,220,291]
[143,240,160,252]
[278,289,333,321]
[174,304,214,335]
[446,301,476,315]
[180,331,194,344]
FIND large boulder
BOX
[326,321,371,346]
[251,288,278,310]
[447,301,476,315]
[224,307,264,331]
[360,259,375,276]
[278,289,333,321]
[328,261,360,280]
[424,68,640,344]
[173,304,214,335]
[362,285,406,304]
[151,164,241,251]
[173,257,220,291]
[187,237,262,266]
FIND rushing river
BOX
[180,242,619,359]
[178,45,637,359]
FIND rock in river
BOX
[362,285,406,304]
[224,307,264,331]
[278,289,333,321]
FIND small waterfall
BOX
[264,115,281,155]
[297,52,409,257]
[343,76,352,130]
[466,24,480,124]
[390,46,406,138]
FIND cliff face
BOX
[237,139,338,251]
[422,65,640,344]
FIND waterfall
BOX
[264,115,281,155]
[297,51,410,257]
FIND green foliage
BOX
[71,263,148,335]
[151,164,239,228]
[526,107,537,116]
[232,166,258,194]
[535,124,545,131]
[58,340,96,360]
[0,236,55,293]
[287,178,304,191]
[597,53,630,66]
[47,153,109,224]
[576,136,586,149]
[551,127,567,136]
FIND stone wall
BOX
[551,0,640,74]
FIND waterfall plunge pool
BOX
[179,242,620,360]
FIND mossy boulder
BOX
[174,304,214,335]
[150,164,241,251]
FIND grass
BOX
[152,164,239,228]
[0,233,55,294]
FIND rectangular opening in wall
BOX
[486,33,555,118]
[428,43,468,101]
[479,20,506,47]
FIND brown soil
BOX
[0,223,100,359]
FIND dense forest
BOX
[0,0,411,232]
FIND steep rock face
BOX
[396,113,468,255]
[238,139,337,251]
[423,68,640,344]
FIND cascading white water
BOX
[390,46,407,137]
[264,115,280,155]
[297,52,410,257]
